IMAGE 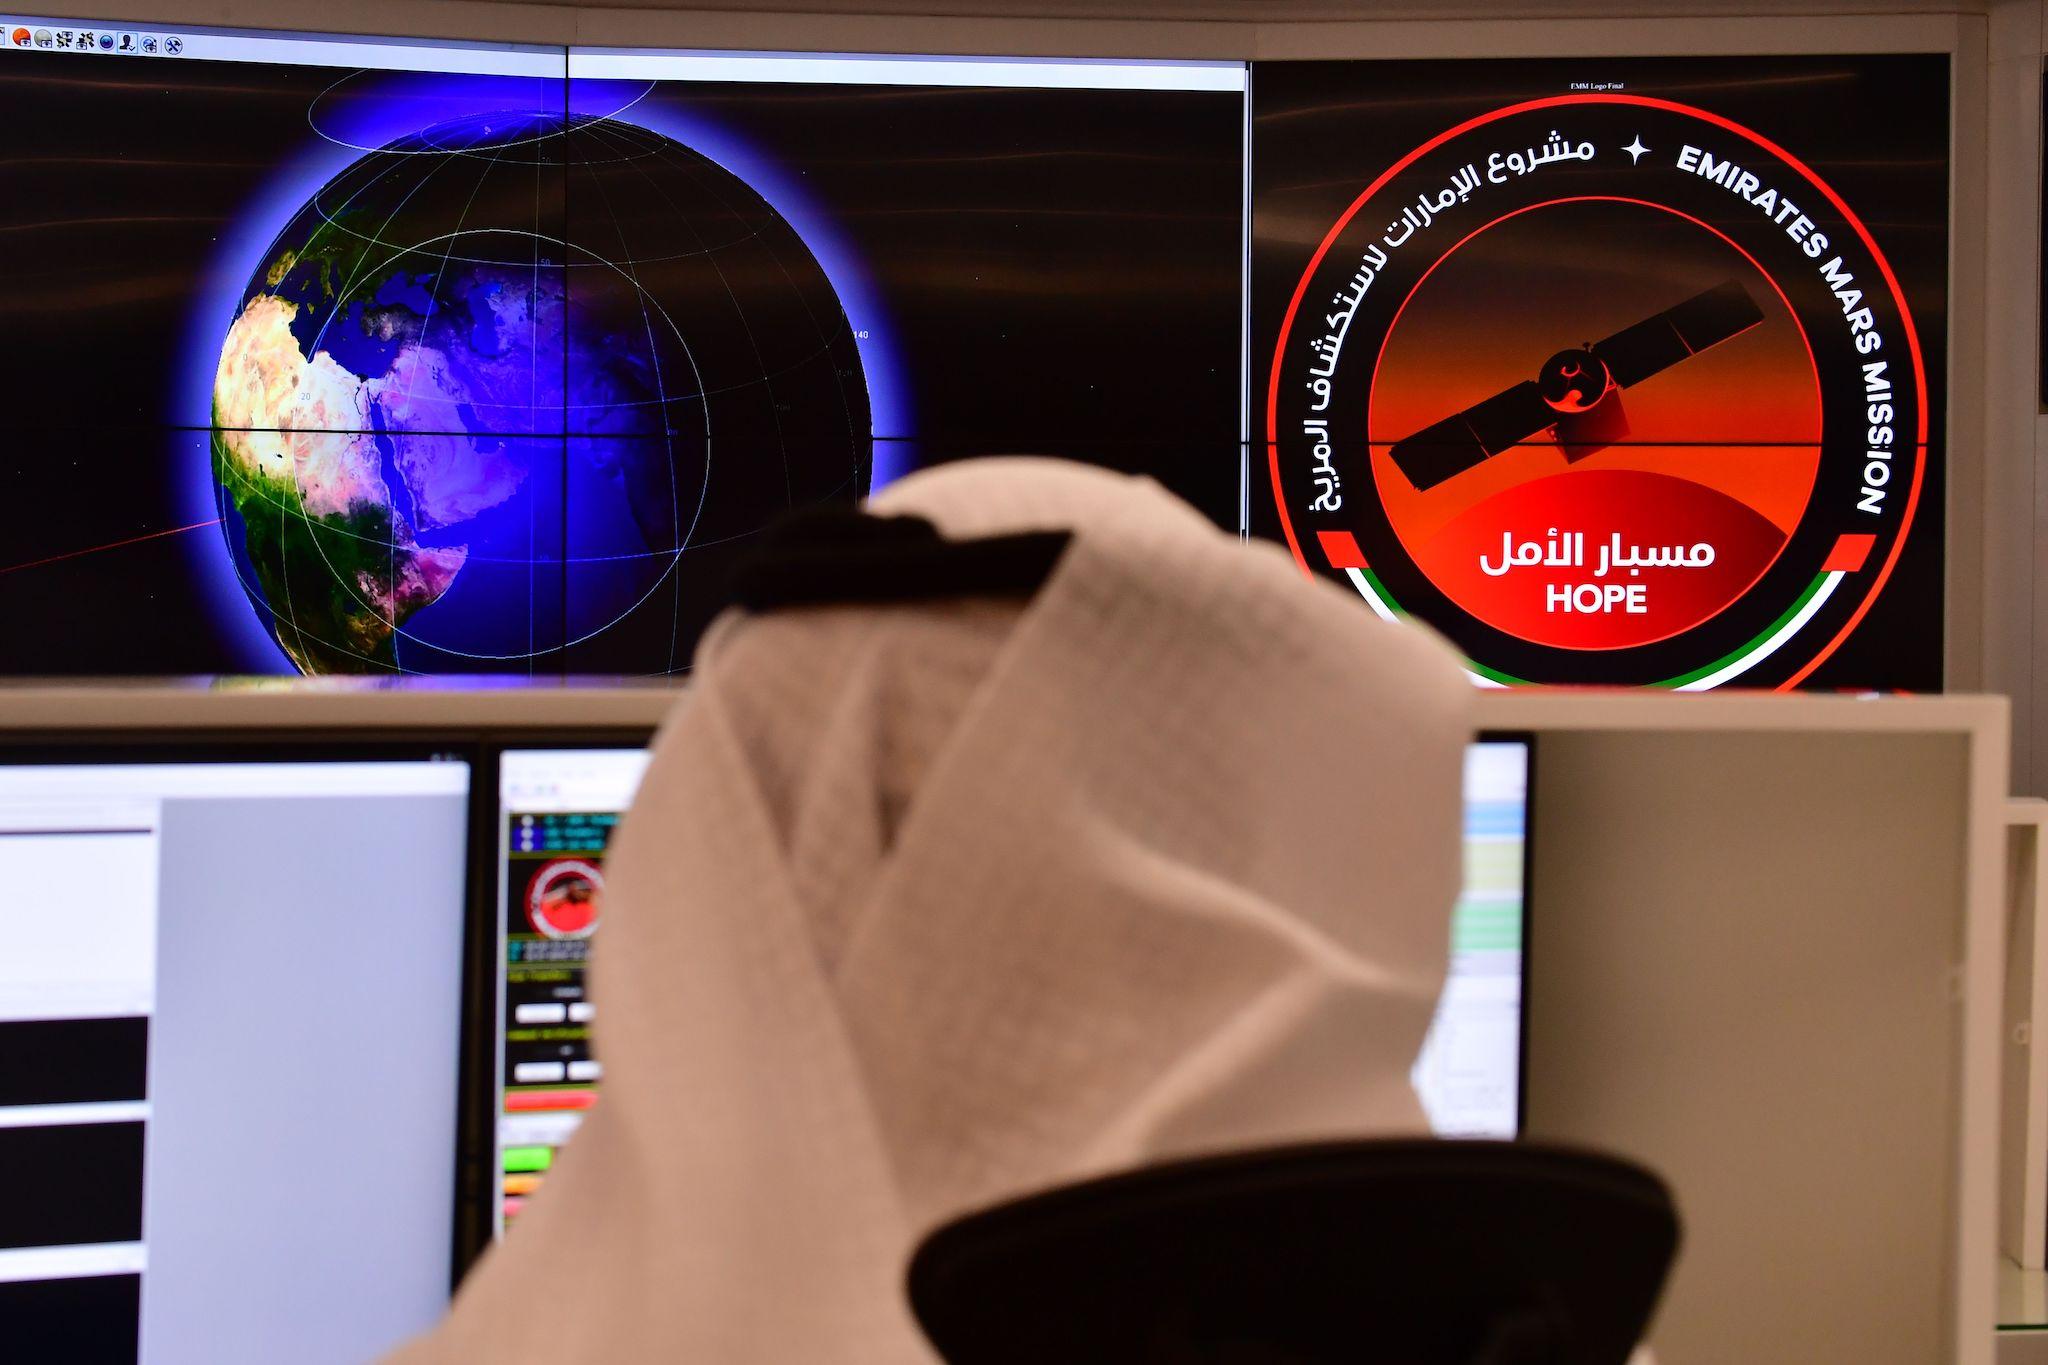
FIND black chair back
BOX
[907,1138,1680,1364]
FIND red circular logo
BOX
[525,859,604,939]
[1267,94,1931,689]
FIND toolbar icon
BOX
[116,32,134,52]
[163,34,183,55]
[9,26,30,46]
[52,29,71,48]
[140,34,156,54]
[97,31,114,50]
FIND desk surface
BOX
[2004,1259,2048,1330]
[1999,1262,2048,1364]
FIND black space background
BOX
[0,56,1242,674]
[1251,54,1950,692]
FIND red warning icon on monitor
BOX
[525,859,604,939]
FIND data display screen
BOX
[492,747,650,1231]
[484,737,1529,1237]
[0,748,472,1365]
[1413,737,1531,1138]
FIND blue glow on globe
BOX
[207,107,873,674]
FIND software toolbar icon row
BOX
[10,26,182,53]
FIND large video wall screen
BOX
[0,26,1946,690]
[0,28,1241,675]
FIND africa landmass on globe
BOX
[210,107,872,674]
[214,285,530,667]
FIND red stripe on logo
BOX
[1821,533,1876,574]
[1317,530,1369,571]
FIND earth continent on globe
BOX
[212,108,870,674]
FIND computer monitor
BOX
[484,736,1532,1236]
[0,746,474,1365]
[1412,736,1532,1138]
[490,746,653,1234]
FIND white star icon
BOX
[1623,136,1650,164]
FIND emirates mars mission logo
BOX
[1268,94,1928,689]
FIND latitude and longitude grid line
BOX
[574,102,883,608]
[619,106,880,654]
[577,110,864,668]
[389,128,500,668]
[556,114,772,669]
[584,118,779,517]
[556,74,568,675]
[587,116,735,671]
[204,428,900,560]
[278,128,501,668]
[531,86,546,672]
[207,443,820,565]
[320,143,561,663]
[575,116,699,675]
[581,110,866,493]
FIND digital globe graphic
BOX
[212,110,871,674]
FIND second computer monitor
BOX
[485,737,1532,1234]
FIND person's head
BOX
[393,457,1473,1365]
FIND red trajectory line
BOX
[0,518,223,577]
